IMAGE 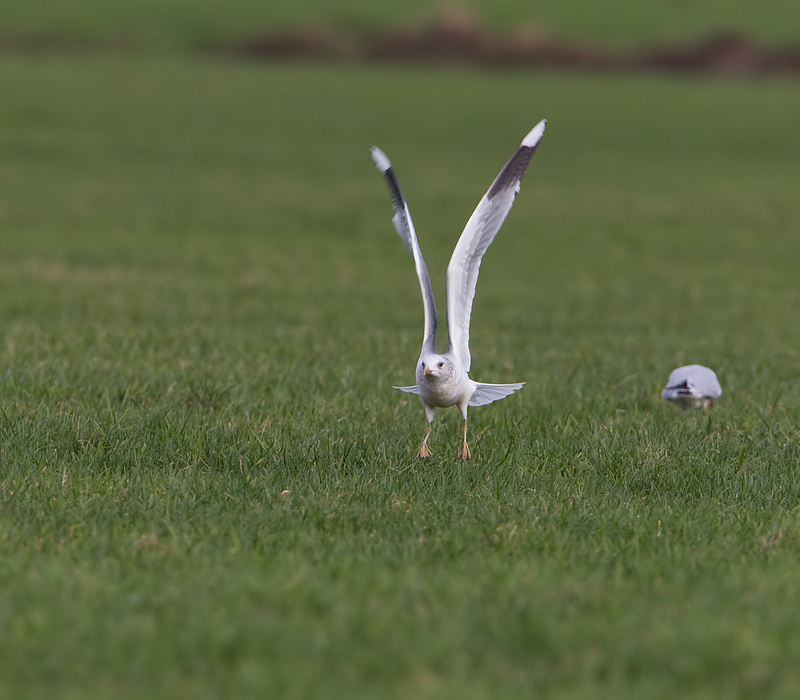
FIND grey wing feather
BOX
[393,385,421,394]
[446,121,546,372]
[469,382,525,407]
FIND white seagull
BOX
[371,120,546,460]
[661,364,722,411]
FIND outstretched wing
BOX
[446,120,546,372]
[371,147,437,355]
[469,382,525,407]
[393,385,421,394]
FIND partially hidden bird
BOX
[661,364,722,411]
[370,120,546,460]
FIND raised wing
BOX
[371,147,437,355]
[446,120,546,371]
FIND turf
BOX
[1,57,800,698]
[0,0,799,50]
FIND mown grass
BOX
[1,57,800,698]
[0,0,799,49]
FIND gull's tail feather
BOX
[469,382,525,407]
[394,385,421,395]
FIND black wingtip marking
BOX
[487,142,541,200]
[666,380,692,394]
[380,165,407,214]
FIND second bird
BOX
[371,120,547,460]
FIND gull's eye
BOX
[438,361,444,368]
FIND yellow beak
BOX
[423,367,433,376]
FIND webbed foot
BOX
[417,424,433,459]
[458,421,470,461]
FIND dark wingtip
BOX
[487,120,546,200]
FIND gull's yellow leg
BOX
[458,420,471,461]
[417,403,435,459]
[417,424,433,459]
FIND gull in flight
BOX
[661,364,722,410]
[370,120,546,460]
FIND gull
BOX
[661,364,722,410]
[370,120,546,460]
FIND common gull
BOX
[371,120,546,459]
[661,364,722,411]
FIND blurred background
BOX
[1,0,800,51]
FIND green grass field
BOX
[1,0,799,49]
[1,56,800,698]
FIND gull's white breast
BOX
[416,366,474,408]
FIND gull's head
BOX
[419,356,454,381]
